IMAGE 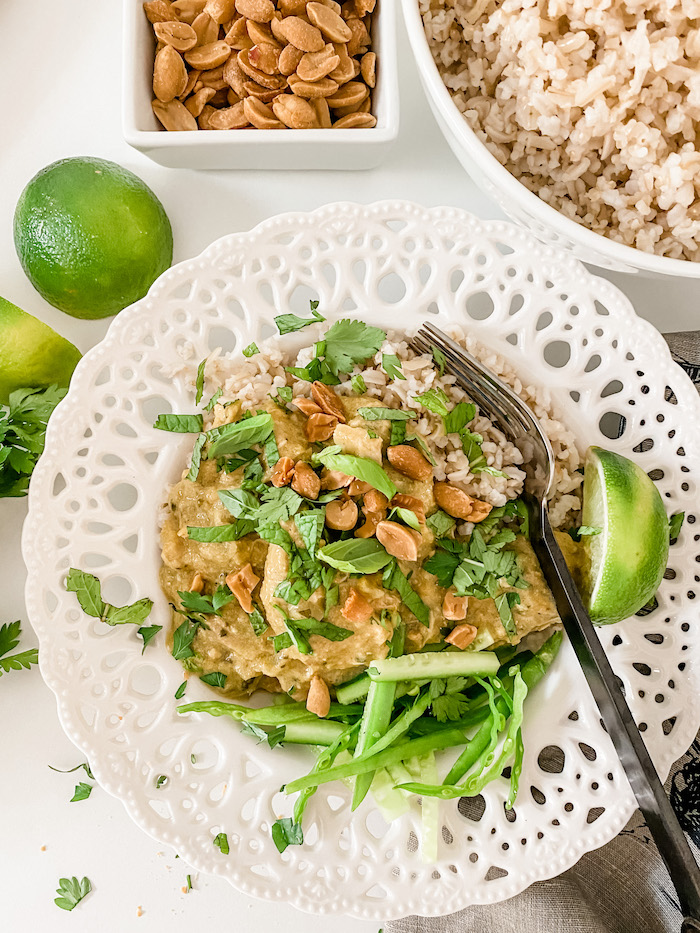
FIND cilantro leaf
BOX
[70,782,93,802]
[200,671,227,688]
[213,832,230,854]
[243,342,259,357]
[172,617,202,661]
[669,511,685,543]
[0,620,21,658]
[153,413,204,433]
[382,353,406,381]
[275,302,325,335]
[137,624,162,652]
[350,373,367,394]
[0,647,38,674]
[424,547,461,587]
[322,320,385,376]
[432,692,471,723]
[195,359,206,405]
[272,817,303,853]
[178,590,222,616]
[54,876,91,911]
[0,384,67,498]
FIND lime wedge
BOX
[581,446,669,624]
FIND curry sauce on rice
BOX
[160,319,584,708]
[421,0,700,259]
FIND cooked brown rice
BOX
[421,0,700,260]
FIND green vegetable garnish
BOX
[213,832,229,855]
[0,620,38,676]
[275,302,325,335]
[206,412,273,459]
[243,342,259,357]
[66,568,154,629]
[315,451,396,500]
[382,353,405,381]
[54,876,91,912]
[153,413,204,433]
[0,385,67,497]
[318,538,392,574]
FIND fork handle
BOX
[531,501,700,925]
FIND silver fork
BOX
[411,321,700,932]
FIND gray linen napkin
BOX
[386,332,700,933]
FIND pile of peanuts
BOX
[144,0,377,130]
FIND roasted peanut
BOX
[375,521,421,561]
[363,488,389,513]
[306,1,352,42]
[354,509,385,538]
[442,590,468,621]
[311,381,347,422]
[386,445,433,481]
[272,93,319,127]
[275,15,325,52]
[271,456,295,487]
[433,483,493,522]
[297,44,340,82]
[304,411,337,440]
[226,563,260,614]
[243,96,285,127]
[248,42,281,74]
[208,101,249,127]
[288,74,339,98]
[205,0,237,22]
[445,623,478,650]
[306,674,331,717]
[391,493,426,524]
[312,96,332,127]
[171,0,208,20]
[279,42,304,74]
[293,396,323,417]
[349,479,371,496]
[341,587,373,623]
[152,98,199,130]
[326,79,368,108]
[325,497,359,530]
[247,20,282,47]
[291,461,321,499]
[334,112,376,128]
[185,85,216,114]
[185,39,232,69]
[189,572,205,593]
[321,469,353,489]
[193,11,220,44]
[360,50,376,87]
[224,16,253,48]
[236,0,275,22]
[155,20,199,51]
[144,0,176,24]
[154,45,189,101]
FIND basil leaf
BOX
[272,818,304,853]
[275,304,325,335]
[315,452,396,500]
[357,407,416,421]
[318,538,392,574]
[206,413,273,459]
[66,568,105,618]
[382,353,405,381]
[174,681,187,699]
[186,433,206,482]
[243,342,259,357]
[204,388,223,412]
[213,832,229,854]
[257,523,294,552]
[405,432,437,466]
[187,521,255,542]
[200,671,227,688]
[566,525,602,541]
[70,782,93,802]
[195,359,206,405]
[137,624,162,652]
[154,413,204,433]
[432,346,447,375]
[413,388,450,418]
[427,510,456,537]
[392,506,421,531]
[350,374,367,394]
[295,509,326,559]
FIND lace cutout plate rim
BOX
[22,201,700,920]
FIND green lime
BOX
[0,296,81,404]
[13,157,173,320]
[581,446,669,624]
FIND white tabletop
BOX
[1,2,698,930]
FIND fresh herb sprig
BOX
[0,620,38,676]
[0,385,67,497]
[54,876,91,911]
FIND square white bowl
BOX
[122,0,399,170]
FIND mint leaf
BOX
[204,387,223,412]
[350,373,367,394]
[382,354,405,381]
[426,510,456,537]
[295,509,326,559]
[443,402,476,435]
[65,568,105,618]
[153,413,204,433]
[243,342,259,357]
[187,520,255,542]
[264,431,280,467]
[495,591,520,639]
[248,607,268,636]
[390,420,406,445]
[186,433,206,482]
[432,346,447,375]
[206,413,273,459]
[357,407,416,421]
[103,597,154,626]
[414,387,450,418]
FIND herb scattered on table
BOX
[213,832,229,854]
[0,620,38,676]
[0,385,66,497]
[54,876,91,911]
[70,782,93,802]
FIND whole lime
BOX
[0,296,81,404]
[13,157,173,319]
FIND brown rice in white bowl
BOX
[402,0,700,276]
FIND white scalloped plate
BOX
[22,201,700,920]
